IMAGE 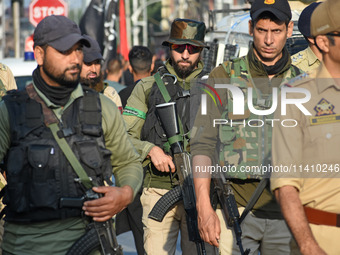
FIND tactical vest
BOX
[2,86,113,222]
[219,56,300,179]
[141,66,193,154]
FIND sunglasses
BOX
[171,44,202,54]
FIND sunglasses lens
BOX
[171,44,201,54]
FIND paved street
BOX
[117,231,182,255]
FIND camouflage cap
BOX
[162,18,208,48]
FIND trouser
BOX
[290,223,340,255]
[140,187,198,255]
[216,207,291,255]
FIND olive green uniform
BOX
[123,60,204,255]
[0,83,143,255]
[271,63,340,255]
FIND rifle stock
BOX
[148,102,206,255]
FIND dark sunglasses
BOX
[171,44,202,54]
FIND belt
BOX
[304,206,340,227]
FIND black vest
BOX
[2,87,112,222]
[140,66,206,155]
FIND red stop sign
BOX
[29,0,68,27]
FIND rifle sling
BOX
[26,84,94,190]
[239,177,269,223]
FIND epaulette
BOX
[284,72,311,87]
[0,63,8,71]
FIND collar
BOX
[33,82,84,109]
[306,47,320,67]
[165,59,204,87]
[316,62,339,94]
[247,44,292,78]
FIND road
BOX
[117,231,182,255]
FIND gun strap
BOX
[154,72,171,103]
[239,177,269,223]
[26,84,94,190]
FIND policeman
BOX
[272,0,340,254]
[0,63,17,99]
[123,18,209,254]
[0,15,143,255]
[291,2,322,72]
[80,35,123,112]
[191,0,301,254]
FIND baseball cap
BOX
[33,15,90,51]
[250,0,292,22]
[311,0,340,36]
[82,35,103,63]
[298,2,321,38]
[162,19,209,48]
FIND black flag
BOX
[79,0,119,69]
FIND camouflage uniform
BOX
[191,45,300,255]
[0,64,17,100]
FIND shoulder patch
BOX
[0,63,8,71]
[285,72,310,87]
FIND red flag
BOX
[119,0,129,61]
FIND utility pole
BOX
[0,0,4,59]
[12,0,21,58]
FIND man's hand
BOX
[148,146,175,172]
[82,185,133,222]
[197,203,221,247]
[275,186,327,255]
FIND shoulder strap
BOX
[26,84,94,189]
[154,72,171,103]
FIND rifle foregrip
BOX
[148,185,183,222]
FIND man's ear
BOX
[34,46,45,66]
[287,21,294,38]
[248,20,254,36]
[128,64,133,73]
[315,35,330,53]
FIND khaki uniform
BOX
[0,64,17,99]
[291,46,321,73]
[103,84,122,109]
[271,63,340,255]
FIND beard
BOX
[80,72,103,89]
[42,61,80,88]
[171,56,200,79]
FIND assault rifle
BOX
[148,102,206,255]
[213,172,250,255]
[61,189,123,255]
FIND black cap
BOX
[33,15,90,51]
[298,2,321,37]
[82,35,103,63]
[250,0,292,22]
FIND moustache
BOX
[177,60,192,65]
[66,64,81,72]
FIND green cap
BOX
[162,18,208,48]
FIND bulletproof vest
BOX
[2,86,113,222]
[219,56,300,179]
[140,66,192,154]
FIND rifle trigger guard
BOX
[161,73,177,84]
